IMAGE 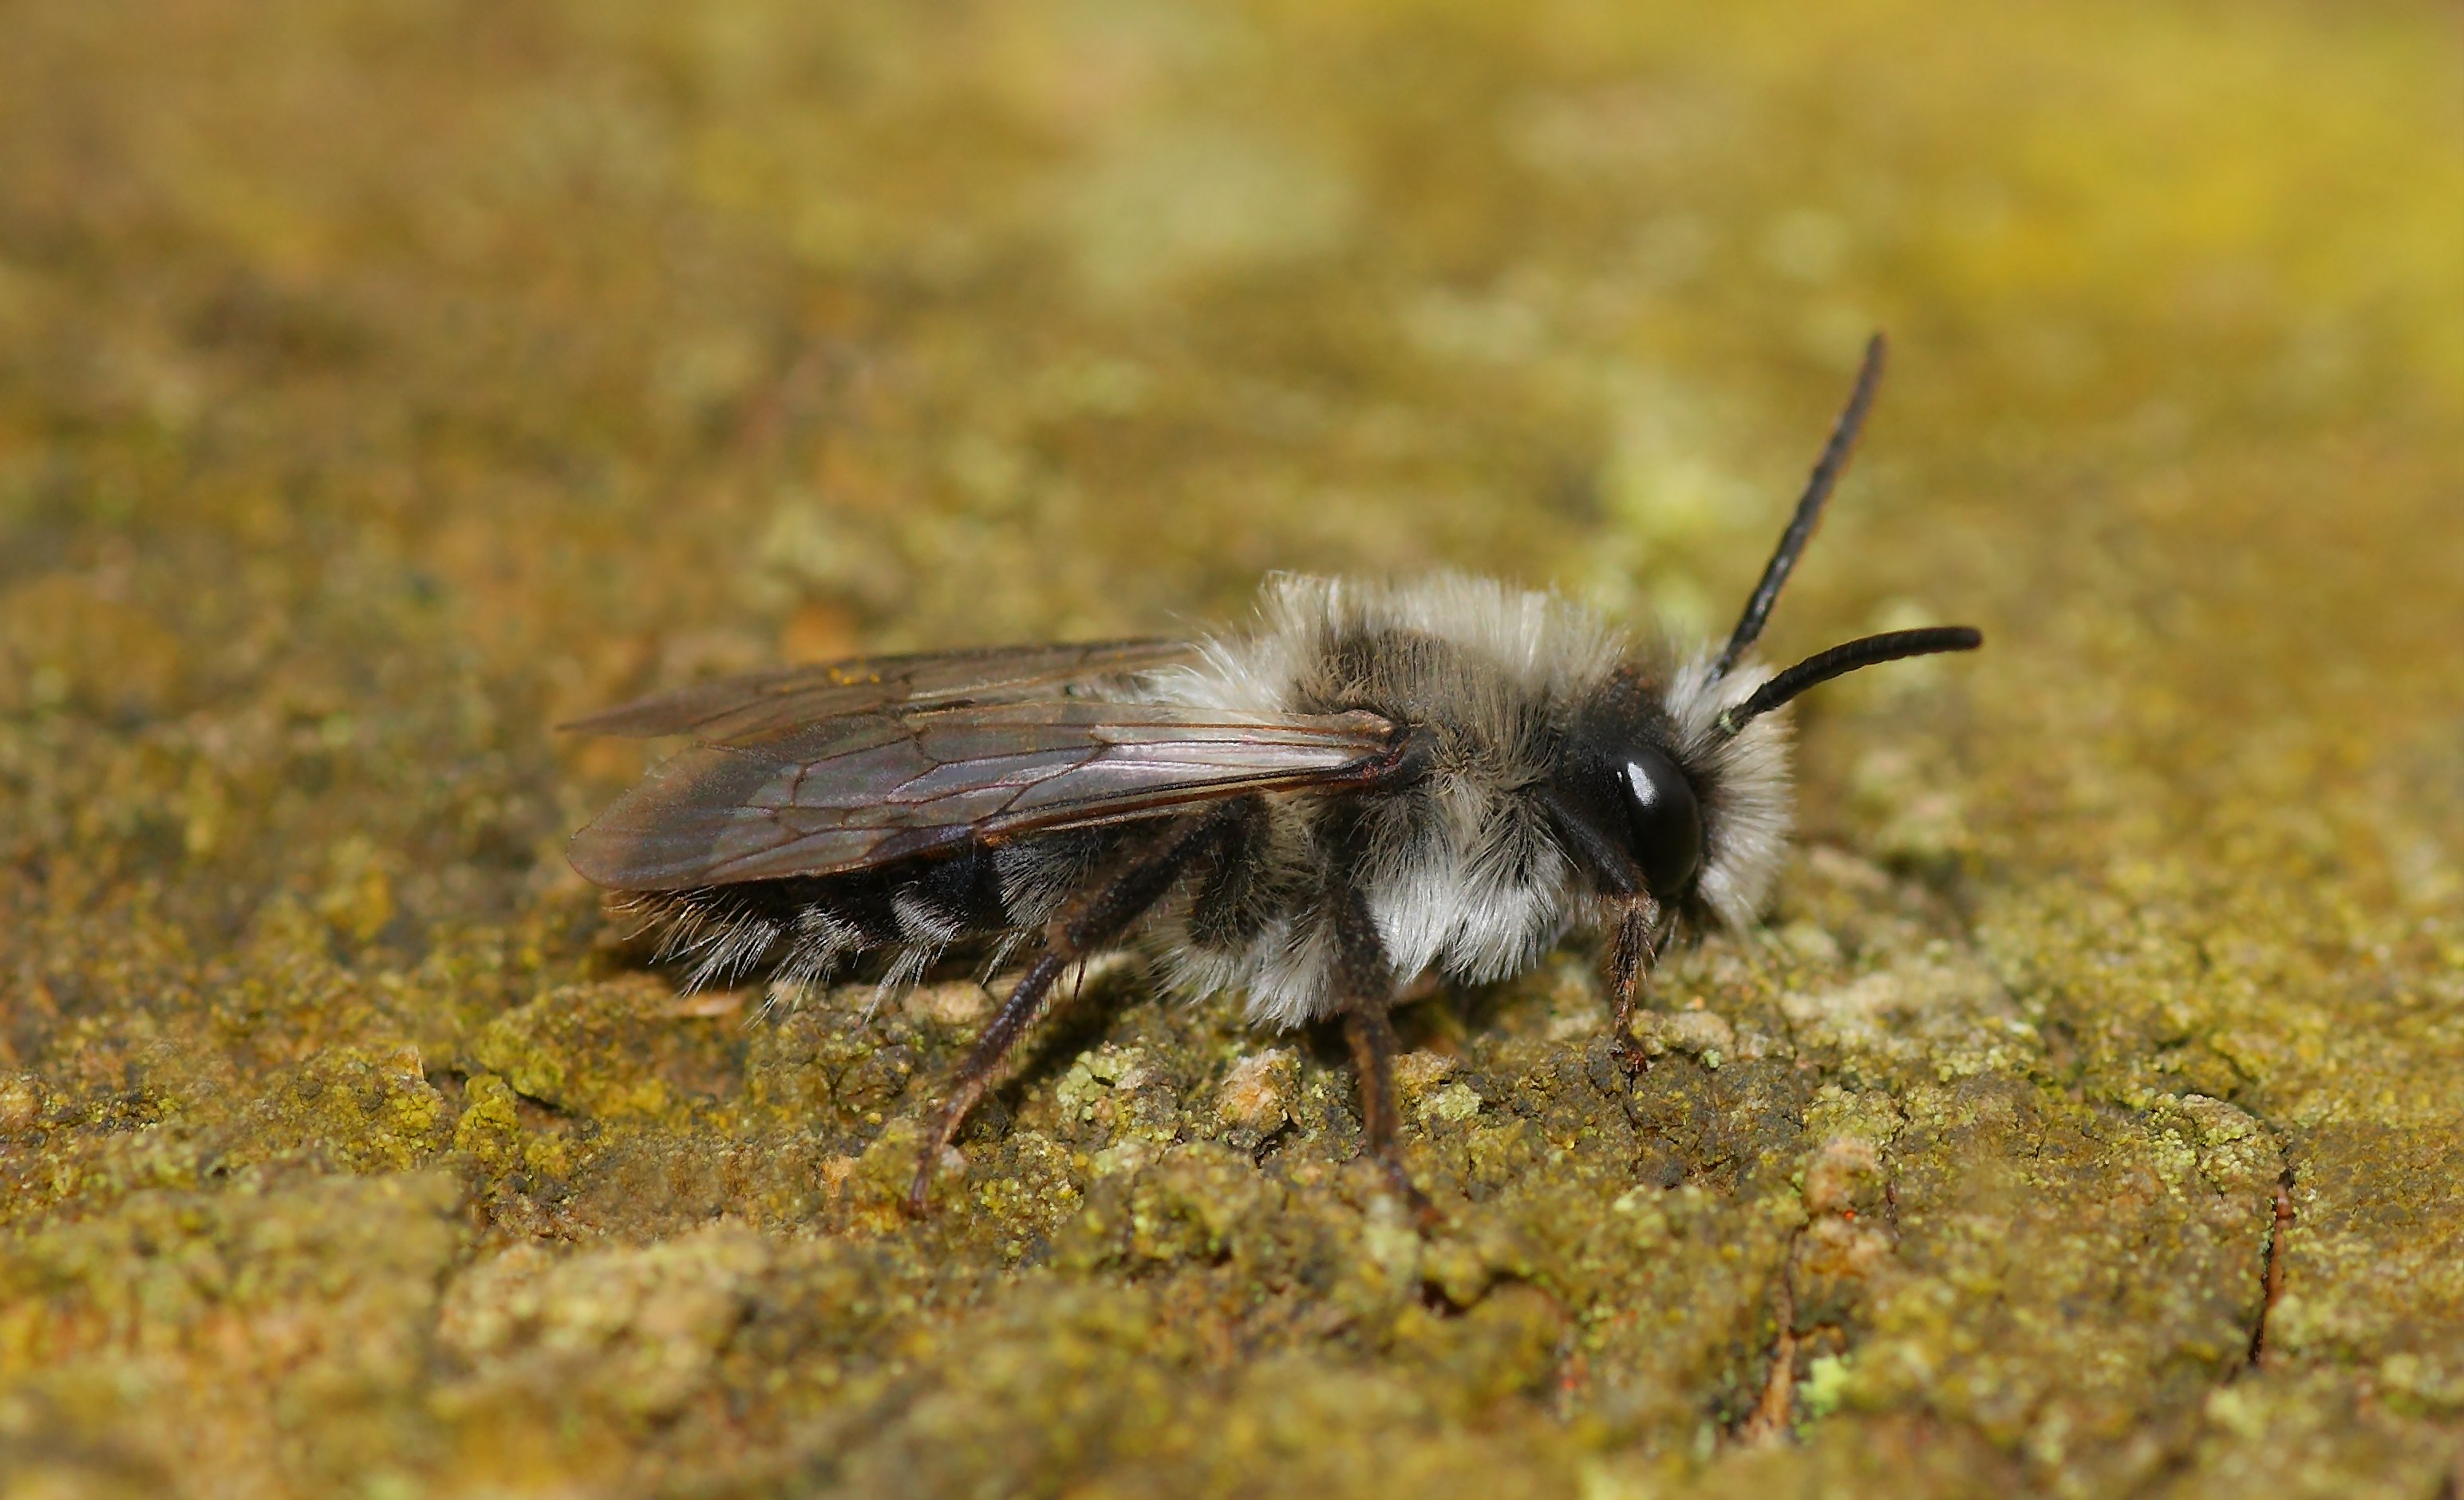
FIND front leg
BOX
[1606,896,1662,1074]
[1332,885,1434,1220]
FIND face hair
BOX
[562,330,1984,1218]
[1713,332,1889,679]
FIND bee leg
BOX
[1340,1004,1435,1219]
[1334,888,1436,1225]
[906,949,1069,1218]
[1607,898,1660,1075]
[905,808,1234,1218]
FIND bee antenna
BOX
[1713,333,1889,679]
[1714,626,1982,737]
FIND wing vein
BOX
[568,696,1408,890]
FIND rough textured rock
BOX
[3,0,2462,1494]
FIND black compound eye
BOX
[1621,745,1704,900]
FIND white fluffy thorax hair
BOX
[1136,574,1794,1027]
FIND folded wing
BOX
[567,700,1404,890]
[560,639,1198,744]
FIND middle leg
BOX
[1332,884,1434,1219]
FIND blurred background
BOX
[4,0,2461,919]
[4,2,2463,1495]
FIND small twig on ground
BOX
[2244,1173,2296,1370]
[1740,1273,1799,1445]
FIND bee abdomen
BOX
[634,841,1026,996]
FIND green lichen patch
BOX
[231,1043,451,1174]
[0,1172,464,1491]
[469,975,743,1123]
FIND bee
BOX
[564,335,1979,1215]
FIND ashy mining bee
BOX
[565,336,1979,1214]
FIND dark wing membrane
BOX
[568,701,1402,891]
[560,638,1199,744]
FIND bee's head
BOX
[1545,677,1715,913]
[1553,333,1981,930]
[1549,635,1977,934]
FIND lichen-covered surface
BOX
[4,1,2462,1494]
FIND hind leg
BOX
[906,805,1239,1216]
